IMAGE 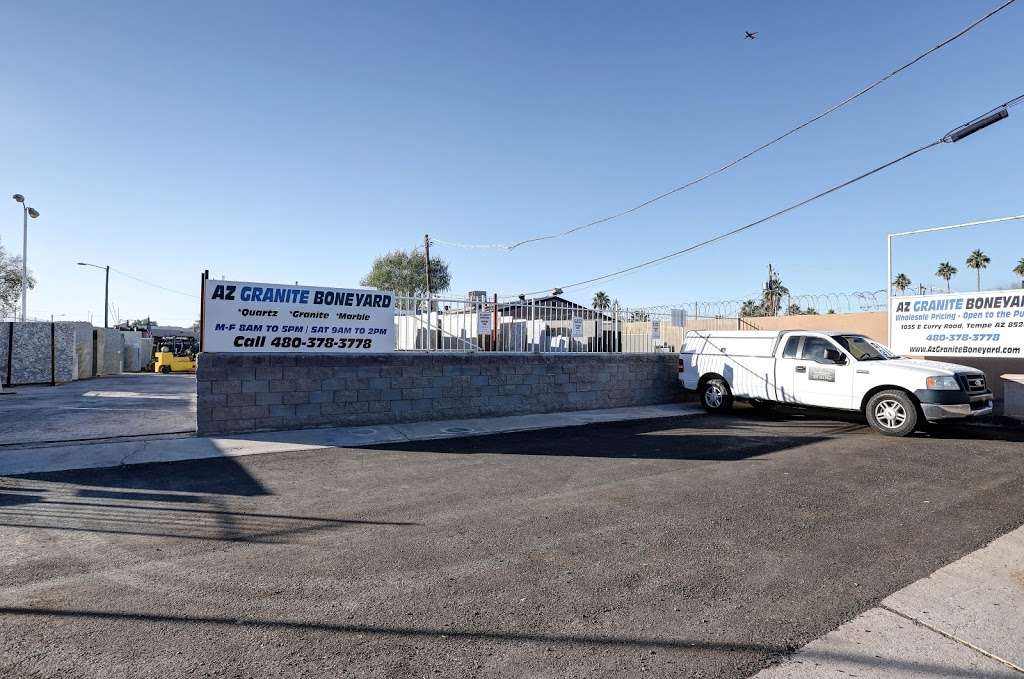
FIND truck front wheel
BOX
[701,378,734,414]
[865,390,918,437]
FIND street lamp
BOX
[77,262,110,328]
[12,194,40,322]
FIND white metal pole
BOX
[886,233,893,345]
[21,207,28,322]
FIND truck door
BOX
[790,336,855,409]
[774,335,804,403]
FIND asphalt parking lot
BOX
[0,374,196,446]
[1,409,1023,678]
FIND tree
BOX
[965,249,990,291]
[892,273,911,295]
[785,303,819,316]
[1013,258,1024,289]
[761,264,788,316]
[592,291,610,310]
[551,287,564,296]
[0,243,35,319]
[360,249,450,297]
[935,262,957,293]
[741,299,765,317]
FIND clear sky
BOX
[3,0,1022,325]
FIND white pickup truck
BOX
[679,330,993,436]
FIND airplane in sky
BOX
[745,31,758,40]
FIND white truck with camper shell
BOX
[679,330,993,436]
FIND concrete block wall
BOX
[0,322,77,385]
[197,352,680,435]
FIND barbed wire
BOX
[639,289,889,317]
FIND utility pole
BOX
[424,233,432,302]
[104,265,110,328]
[424,234,433,350]
[76,262,111,328]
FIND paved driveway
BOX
[0,373,196,446]
[1,410,1023,678]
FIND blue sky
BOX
[2,0,1022,324]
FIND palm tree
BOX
[741,299,764,317]
[591,291,610,310]
[935,262,957,293]
[892,273,911,295]
[761,264,788,316]
[1013,258,1024,289]
[965,249,990,291]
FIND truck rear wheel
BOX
[701,378,733,414]
[865,390,918,437]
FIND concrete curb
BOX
[0,403,703,476]
[754,523,1024,677]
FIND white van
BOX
[679,330,993,436]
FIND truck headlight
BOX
[926,375,960,390]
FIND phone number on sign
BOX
[925,333,1001,342]
[234,336,376,349]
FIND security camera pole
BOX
[12,194,40,322]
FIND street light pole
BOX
[12,194,40,322]
[77,262,111,328]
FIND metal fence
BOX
[393,296,740,354]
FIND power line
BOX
[519,96,1021,296]
[108,268,199,299]
[434,0,1018,252]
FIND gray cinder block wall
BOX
[0,322,77,385]
[197,353,680,435]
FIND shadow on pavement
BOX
[367,414,844,461]
[20,455,271,497]
[0,483,415,542]
[723,403,1024,443]
[0,606,1008,679]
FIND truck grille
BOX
[959,373,987,394]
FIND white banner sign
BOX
[890,289,1024,357]
[477,312,493,336]
[571,316,584,337]
[202,279,395,353]
[651,319,662,340]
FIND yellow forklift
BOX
[152,335,198,374]
[153,351,196,374]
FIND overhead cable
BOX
[109,268,199,299]
[518,96,1018,296]
[433,0,1018,251]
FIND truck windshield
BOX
[832,335,897,361]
